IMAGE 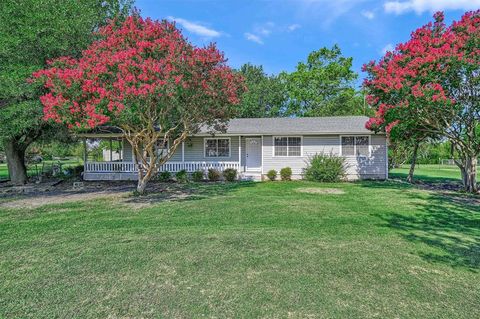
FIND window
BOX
[274,137,302,157]
[205,138,230,157]
[341,137,355,156]
[156,139,169,156]
[341,136,370,156]
[355,136,369,156]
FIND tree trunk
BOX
[134,152,157,194]
[459,165,468,187]
[4,139,27,185]
[136,163,156,194]
[463,156,478,193]
[136,176,149,194]
[406,142,419,183]
[126,128,188,195]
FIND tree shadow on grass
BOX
[360,180,480,270]
[122,181,257,206]
[0,180,257,210]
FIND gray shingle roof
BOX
[199,116,375,135]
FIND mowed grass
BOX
[0,179,479,318]
[0,164,8,180]
[391,164,479,184]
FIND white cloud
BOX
[254,22,275,36]
[295,0,371,27]
[244,22,300,44]
[288,24,301,31]
[384,0,480,15]
[361,10,375,19]
[244,32,264,44]
[167,16,221,37]
[381,43,394,55]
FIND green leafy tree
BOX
[281,45,366,117]
[236,64,287,118]
[0,0,132,184]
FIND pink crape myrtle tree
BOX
[33,15,245,194]
[363,11,480,192]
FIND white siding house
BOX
[80,116,388,181]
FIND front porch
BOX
[80,133,264,181]
[83,161,245,181]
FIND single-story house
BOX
[79,116,388,181]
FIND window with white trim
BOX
[205,138,230,157]
[155,139,169,156]
[274,137,301,157]
[341,136,369,156]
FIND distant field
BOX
[0,159,82,181]
[390,164,477,184]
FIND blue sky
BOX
[136,0,479,80]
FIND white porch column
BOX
[109,139,113,162]
[181,141,185,162]
[83,139,87,171]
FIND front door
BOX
[246,138,262,172]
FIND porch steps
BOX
[240,172,262,181]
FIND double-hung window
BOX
[156,139,169,157]
[341,136,370,156]
[274,137,302,157]
[204,138,230,157]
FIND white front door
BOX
[246,138,262,172]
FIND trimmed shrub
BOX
[223,168,237,182]
[158,171,171,182]
[280,167,292,181]
[192,170,204,182]
[207,168,221,181]
[64,164,84,178]
[266,169,277,181]
[303,154,346,182]
[175,169,188,183]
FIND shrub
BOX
[266,169,277,181]
[303,153,346,182]
[207,168,221,181]
[191,170,204,182]
[158,171,171,182]
[175,169,188,183]
[280,167,292,181]
[223,168,237,182]
[64,164,84,178]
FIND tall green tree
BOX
[281,45,366,117]
[236,64,287,118]
[0,0,132,184]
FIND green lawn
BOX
[0,178,478,318]
[0,164,8,180]
[390,164,478,184]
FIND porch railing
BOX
[85,161,137,173]
[85,161,240,173]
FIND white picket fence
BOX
[85,161,240,173]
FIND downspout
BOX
[238,135,242,172]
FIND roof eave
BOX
[76,131,383,138]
